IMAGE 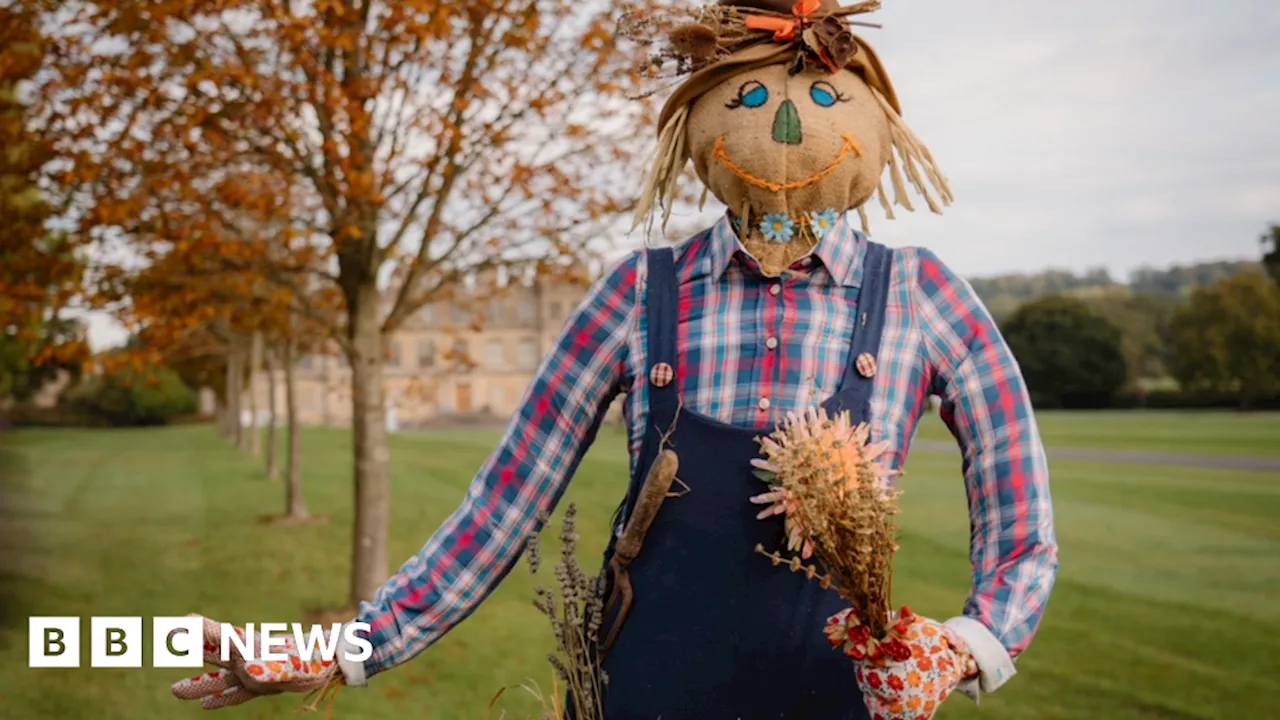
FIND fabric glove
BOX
[825,607,977,720]
[170,615,340,710]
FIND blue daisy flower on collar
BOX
[809,209,840,239]
[759,213,795,243]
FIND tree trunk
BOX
[283,335,308,519]
[220,355,237,441]
[217,389,231,440]
[1240,390,1254,411]
[265,347,279,480]
[228,341,245,450]
[248,331,263,458]
[348,282,391,606]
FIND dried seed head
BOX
[547,653,571,682]
[525,533,542,575]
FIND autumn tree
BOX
[0,6,86,406]
[1169,271,1280,409]
[36,0,659,604]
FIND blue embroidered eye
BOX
[727,80,769,110]
[809,81,843,108]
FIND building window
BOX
[420,305,436,325]
[516,301,535,323]
[386,341,401,367]
[485,338,505,369]
[298,354,315,370]
[489,383,506,409]
[451,339,471,367]
[487,300,504,324]
[548,301,562,321]
[451,305,469,326]
[516,338,538,370]
[417,339,435,368]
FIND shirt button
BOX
[765,337,778,350]
[758,397,771,411]
[769,284,781,296]
[800,257,813,266]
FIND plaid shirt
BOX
[346,213,1058,688]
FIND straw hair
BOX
[633,103,691,235]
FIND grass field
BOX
[912,410,1280,457]
[1,411,1278,719]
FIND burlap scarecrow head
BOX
[629,0,950,272]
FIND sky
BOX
[80,0,1280,350]
[855,0,1280,276]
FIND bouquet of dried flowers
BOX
[750,406,915,663]
[490,503,607,720]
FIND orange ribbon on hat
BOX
[744,0,822,42]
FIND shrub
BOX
[3,404,106,428]
[64,366,198,426]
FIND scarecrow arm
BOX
[332,252,642,687]
[912,247,1060,703]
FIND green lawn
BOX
[1,412,1278,719]
[914,409,1280,458]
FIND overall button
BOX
[769,283,781,296]
[758,398,771,411]
[650,362,674,387]
[765,337,778,350]
[856,353,877,378]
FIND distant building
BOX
[244,269,625,429]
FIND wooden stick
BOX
[615,450,680,561]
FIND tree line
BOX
[994,225,1280,410]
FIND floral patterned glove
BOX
[170,615,341,710]
[825,607,977,720]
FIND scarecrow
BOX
[170,1,1058,718]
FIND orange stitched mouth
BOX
[713,133,864,193]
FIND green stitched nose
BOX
[772,99,802,145]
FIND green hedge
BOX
[3,404,110,428]
[1110,390,1280,410]
[61,367,198,426]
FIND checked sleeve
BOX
[336,253,640,686]
[911,248,1059,703]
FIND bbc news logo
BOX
[28,617,372,668]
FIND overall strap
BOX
[610,246,680,540]
[835,241,895,417]
[642,246,682,445]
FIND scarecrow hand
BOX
[749,486,814,559]
[825,608,976,720]
[170,615,341,710]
